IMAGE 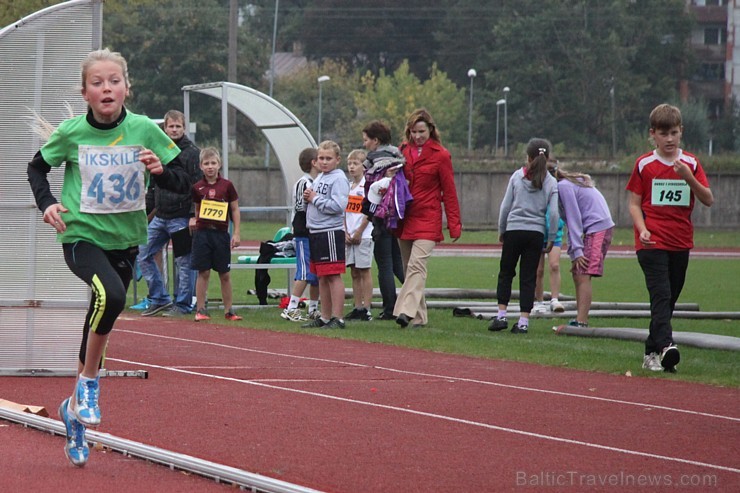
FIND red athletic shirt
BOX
[625,149,709,251]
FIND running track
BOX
[2,315,738,492]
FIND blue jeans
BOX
[139,216,194,312]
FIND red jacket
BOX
[396,139,462,242]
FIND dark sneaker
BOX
[357,308,372,321]
[59,397,88,467]
[325,317,346,329]
[378,312,396,321]
[567,319,589,328]
[660,344,680,372]
[301,318,327,328]
[345,308,361,320]
[510,323,528,334]
[161,305,187,317]
[141,302,173,317]
[396,313,411,328]
[488,316,508,332]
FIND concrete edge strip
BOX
[0,407,323,493]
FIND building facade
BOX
[685,0,738,117]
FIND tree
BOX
[104,0,269,150]
[354,61,468,146]
[273,59,358,149]
[0,0,62,28]
[437,0,692,154]
[292,0,440,79]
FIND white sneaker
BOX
[642,353,663,372]
[531,302,548,314]
[550,299,565,313]
[281,308,306,322]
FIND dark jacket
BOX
[154,134,201,219]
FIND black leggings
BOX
[496,230,544,313]
[63,241,137,365]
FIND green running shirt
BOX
[41,112,180,250]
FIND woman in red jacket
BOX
[394,108,462,328]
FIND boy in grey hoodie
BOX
[302,140,350,329]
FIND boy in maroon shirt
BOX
[191,147,242,321]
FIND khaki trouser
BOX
[393,239,436,325]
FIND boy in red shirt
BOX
[626,104,713,373]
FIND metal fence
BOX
[0,0,103,375]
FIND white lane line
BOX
[116,329,740,423]
[107,356,740,475]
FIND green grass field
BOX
[127,223,740,388]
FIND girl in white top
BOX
[345,149,374,320]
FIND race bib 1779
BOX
[199,199,229,222]
[651,179,690,207]
[78,145,145,214]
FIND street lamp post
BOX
[467,68,476,152]
[317,75,330,142]
[610,83,616,157]
[503,86,510,157]
[264,0,279,167]
[495,99,505,157]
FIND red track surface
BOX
[2,315,739,492]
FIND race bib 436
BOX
[79,145,145,214]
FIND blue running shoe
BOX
[59,397,88,467]
[130,297,151,310]
[74,377,101,426]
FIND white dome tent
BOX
[182,81,316,214]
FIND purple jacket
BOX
[558,179,615,260]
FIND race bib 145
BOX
[651,179,690,207]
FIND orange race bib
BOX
[346,194,363,213]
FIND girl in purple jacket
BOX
[556,168,615,328]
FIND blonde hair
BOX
[199,146,221,163]
[28,50,129,142]
[347,149,366,162]
[555,168,595,188]
[318,140,341,158]
[81,48,130,90]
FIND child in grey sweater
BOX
[490,138,559,334]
